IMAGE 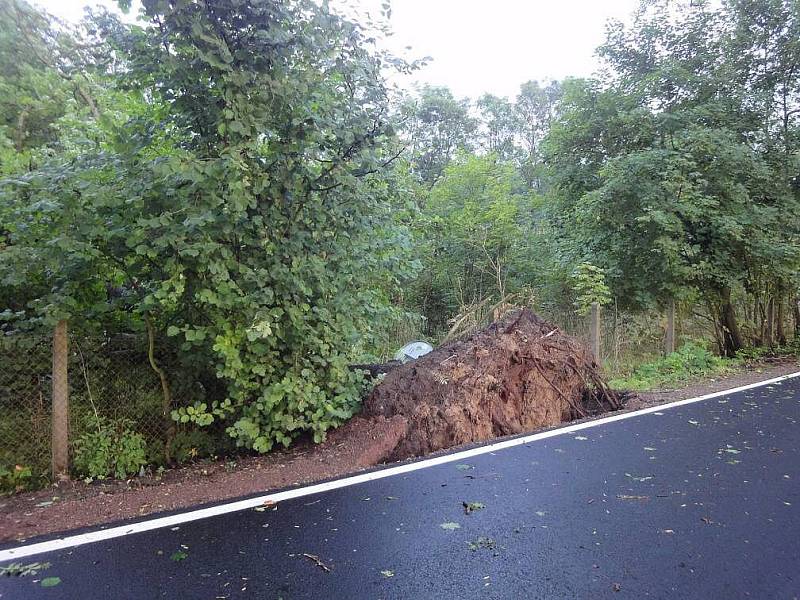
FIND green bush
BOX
[609,342,731,391]
[168,428,234,464]
[73,415,147,480]
[734,345,771,361]
[0,464,34,495]
[0,0,416,456]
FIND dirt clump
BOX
[363,308,619,460]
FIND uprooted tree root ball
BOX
[363,308,621,461]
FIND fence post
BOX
[52,320,69,479]
[589,302,601,362]
[665,299,676,355]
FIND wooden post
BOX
[589,302,601,363]
[52,320,69,478]
[665,299,676,355]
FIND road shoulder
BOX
[2,357,797,544]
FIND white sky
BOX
[35,0,639,100]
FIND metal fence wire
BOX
[68,335,170,462]
[0,330,204,488]
[0,335,52,484]
[537,307,673,368]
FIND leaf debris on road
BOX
[0,562,51,577]
[462,501,486,514]
[40,577,61,588]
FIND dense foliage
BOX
[73,415,147,480]
[1,0,798,475]
[1,0,417,453]
[545,0,800,355]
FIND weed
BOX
[609,342,732,391]
[73,415,147,480]
[0,464,34,495]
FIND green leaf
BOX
[462,501,485,514]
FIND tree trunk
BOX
[776,298,787,346]
[15,110,27,152]
[792,296,800,338]
[145,313,176,465]
[756,297,767,346]
[765,297,775,348]
[75,82,101,120]
[719,289,744,357]
[751,297,760,345]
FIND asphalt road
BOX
[1,375,799,599]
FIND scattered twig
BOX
[302,553,331,573]
[439,354,458,365]
[537,329,558,341]
[503,307,530,334]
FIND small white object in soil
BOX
[395,341,433,363]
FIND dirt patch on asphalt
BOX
[364,308,619,460]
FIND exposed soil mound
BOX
[364,308,620,460]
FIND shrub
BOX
[0,464,34,495]
[609,342,730,391]
[168,429,233,464]
[73,415,147,480]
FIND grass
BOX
[607,342,736,391]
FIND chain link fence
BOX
[542,307,677,370]
[0,326,209,492]
[68,334,171,461]
[0,334,52,489]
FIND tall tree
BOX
[399,85,476,185]
[545,0,800,355]
[476,93,519,162]
[515,80,562,188]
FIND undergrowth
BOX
[608,342,734,391]
[73,415,148,480]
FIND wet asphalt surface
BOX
[1,376,799,600]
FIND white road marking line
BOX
[2,369,799,562]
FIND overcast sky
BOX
[35,0,639,100]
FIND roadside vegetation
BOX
[610,341,800,391]
[1,0,799,489]
[608,343,734,391]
